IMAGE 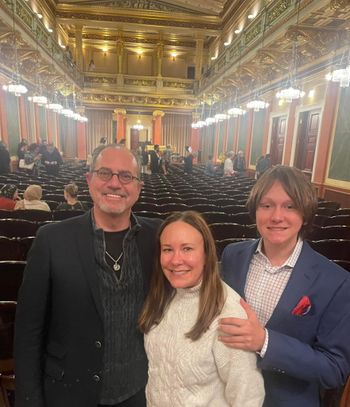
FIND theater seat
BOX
[0,261,25,301]
[309,239,350,261]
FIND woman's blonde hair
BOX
[139,211,224,341]
[24,184,42,201]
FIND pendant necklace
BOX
[105,250,123,271]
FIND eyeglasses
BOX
[92,168,140,184]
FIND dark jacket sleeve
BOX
[14,226,51,407]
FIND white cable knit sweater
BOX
[144,281,265,407]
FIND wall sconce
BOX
[248,13,256,19]
[171,52,177,61]
[136,49,143,60]
[102,48,108,57]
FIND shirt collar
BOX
[90,209,141,238]
[255,237,303,269]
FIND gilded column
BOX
[190,112,200,163]
[116,35,124,75]
[113,108,127,143]
[75,25,83,71]
[152,110,164,145]
[156,42,164,77]
[195,37,204,80]
[76,106,87,159]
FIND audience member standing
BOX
[0,141,10,174]
[256,154,271,179]
[42,143,63,175]
[233,150,246,174]
[184,145,193,173]
[150,144,160,174]
[224,151,235,177]
[17,138,27,160]
[15,145,161,407]
[220,165,350,407]
[141,145,149,174]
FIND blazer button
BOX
[95,340,102,348]
[93,374,100,382]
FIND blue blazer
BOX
[221,240,350,407]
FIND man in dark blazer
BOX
[149,144,160,174]
[219,166,350,407]
[15,145,161,407]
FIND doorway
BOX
[270,116,286,165]
[294,109,320,176]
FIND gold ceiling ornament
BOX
[152,110,165,117]
[330,0,350,10]
[56,83,74,96]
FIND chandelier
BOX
[2,83,28,96]
[246,100,269,112]
[228,107,246,117]
[46,102,63,112]
[28,95,48,105]
[276,86,305,102]
[215,113,229,122]
[133,123,144,131]
[325,66,350,88]
[205,117,215,125]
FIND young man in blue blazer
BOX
[220,165,350,407]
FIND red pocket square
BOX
[292,296,311,316]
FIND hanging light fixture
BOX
[276,2,306,102]
[228,107,247,117]
[214,113,229,121]
[247,100,269,112]
[2,0,28,96]
[276,86,305,102]
[133,123,144,131]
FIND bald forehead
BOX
[95,147,138,171]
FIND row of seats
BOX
[0,210,85,224]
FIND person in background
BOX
[164,145,172,173]
[42,143,63,176]
[256,154,271,179]
[24,143,41,176]
[224,151,235,177]
[38,139,48,155]
[184,145,193,173]
[233,150,246,174]
[206,154,216,176]
[15,184,50,212]
[15,145,161,407]
[56,182,87,211]
[150,144,160,174]
[0,184,19,210]
[0,141,11,174]
[17,138,27,160]
[220,165,350,407]
[141,145,149,174]
[139,211,264,407]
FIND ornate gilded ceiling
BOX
[0,0,350,112]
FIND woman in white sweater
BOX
[139,211,264,407]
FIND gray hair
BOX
[90,143,141,176]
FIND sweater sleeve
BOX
[213,329,265,407]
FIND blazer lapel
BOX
[75,213,104,322]
[235,241,259,299]
[266,242,321,328]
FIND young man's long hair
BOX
[139,211,225,341]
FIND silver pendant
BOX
[113,263,121,271]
